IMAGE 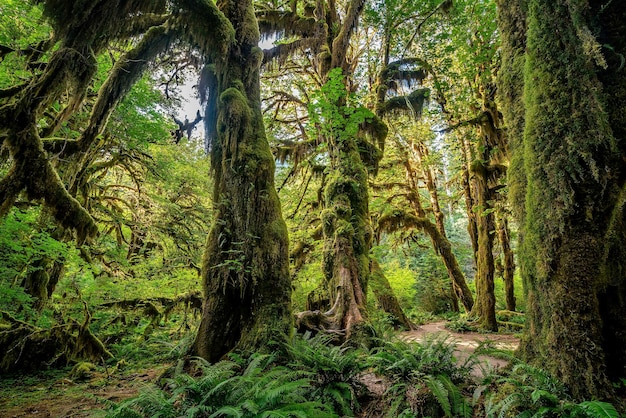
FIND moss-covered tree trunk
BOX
[191,0,292,362]
[300,0,373,339]
[321,136,371,336]
[496,213,515,311]
[499,0,626,399]
[469,160,497,331]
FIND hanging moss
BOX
[377,88,430,118]
[173,0,235,59]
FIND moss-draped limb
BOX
[376,58,429,107]
[377,88,430,118]
[0,310,112,373]
[330,0,365,72]
[256,10,317,39]
[38,0,167,49]
[377,209,475,312]
[46,24,175,158]
[0,110,98,241]
[0,1,173,240]
[172,0,235,59]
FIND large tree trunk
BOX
[500,0,626,400]
[312,0,372,339]
[192,0,292,362]
[321,125,371,336]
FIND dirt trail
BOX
[400,321,520,377]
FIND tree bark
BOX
[321,118,371,336]
[469,161,497,331]
[192,0,292,362]
[501,0,626,400]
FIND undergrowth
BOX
[367,335,475,417]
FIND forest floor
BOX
[359,321,520,402]
[0,321,520,418]
[401,320,520,377]
[0,365,168,417]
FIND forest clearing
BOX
[0,0,625,416]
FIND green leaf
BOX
[578,401,619,418]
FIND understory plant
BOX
[367,335,475,417]
[107,353,336,417]
[286,333,367,415]
[478,363,619,418]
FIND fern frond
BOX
[208,405,243,417]
[426,375,451,417]
[578,401,620,418]
[496,392,523,418]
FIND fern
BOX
[368,335,473,384]
[438,373,472,418]
[107,352,336,418]
[482,362,620,418]
[426,375,451,416]
[577,401,620,418]
[285,333,365,415]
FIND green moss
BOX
[512,0,623,400]
[220,87,252,121]
[334,219,354,238]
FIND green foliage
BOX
[107,354,337,418]
[425,374,473,418]
[368,336,472,383]
[446,317,476,333]
[367,336,475,417]
[286,333,366,415]
[0,0,51,88]
[480,363,620,418]
[380,261,417,310]
[0,208,71,316]
[308,68,375,143]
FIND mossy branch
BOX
[262,37,321,66]
[257,10,317,39]
[379,58,428,91]
[173,0,235,59]
[47,24,174,157]
[377,88,430,118]
[330,0,366,71]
